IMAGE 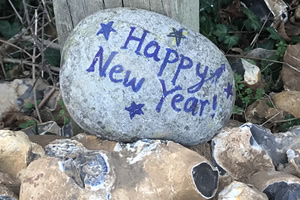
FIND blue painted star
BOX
[125,102,145,119]
[96,21,116,40]
[224,82,233,99]
[167,27,186,46]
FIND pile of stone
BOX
[2,123,300,199]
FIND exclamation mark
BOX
[211,95,217,118]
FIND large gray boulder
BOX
[60,8,235,146]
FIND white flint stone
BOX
[218,181,268,200]
[241,59,261,87]
[60,8,235,146]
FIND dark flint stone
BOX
[192,162,218,198]
[264,182,300,200]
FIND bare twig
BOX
[41,0,52,22]
[36,38,59,58]
[8,0,23,24]
[0,29,27,53]
[0,38,32,57]
[3,58,60,72]
[250,14,271,47]
[261,112,281,126]
[260,94,281,126]
[274,118,300,123]
[225,54,300,73]
[0,59,7,79]
[38,87,57,109]
[33,9,42,123]
[41,11,45,77]
[0,13,15,20]
[17,35,60,50]
[23,0,42,51]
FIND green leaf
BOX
[44,48,61,66]
[213,24,228,37]
[242,96,251,105]
[64,116,70,125]
[245,88,253,95]
[267,27,284,41]
[266,101,274,108]
[234,73,243,83]
[224,35,239,49]
[233,105,244,115]
[258,39,275,50]
[60,110,65,115]
[0,21,21,39]
[255,88,265,100]
[213,24,228,41]
[275,40,287,58]
[238,83,245,90]
[243,8,261,31]
[19,120,37,129]
[291,35,300,43]
[24,102,33,109]
[200,14,215,37]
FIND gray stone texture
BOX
[60,8,235,146]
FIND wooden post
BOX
[53,0,199,47]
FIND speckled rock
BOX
[19,139,219,200]
[218,181,267,200]
[0,130,44,178]
[60,8,235,146]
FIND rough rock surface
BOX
[212,124,275,182]
[60,7,235,146]
[245,98,284,124]
[218,181,268,200]
[0,79,48,121]
[281,43,300,91]
[273,91,300,118]
[19,139,218,200]
[0,183,18,200]
[248,171,300,200]
[0,130,44,178]
[0,172,20,198]
[274,127,300,177]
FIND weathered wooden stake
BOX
[53,0,199,47]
